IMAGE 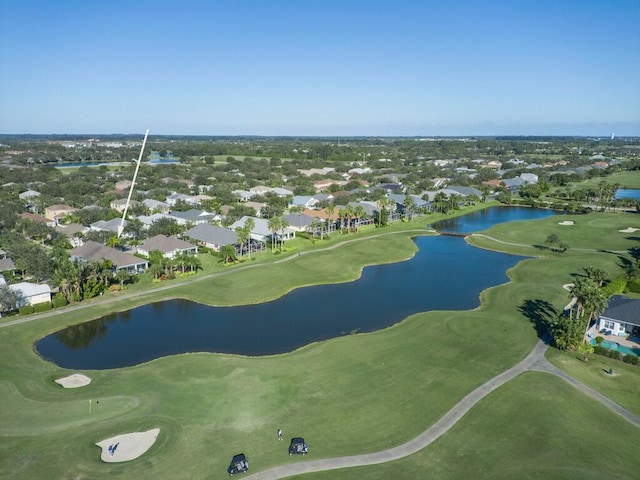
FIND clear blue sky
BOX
[1,0,639,136]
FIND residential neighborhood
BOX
[0,135,637,320]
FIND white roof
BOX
[10,282,51,297]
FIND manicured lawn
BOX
[297,373,640,480]
[1,208,639,479]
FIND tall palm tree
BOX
[325,204,335,235]
[244,217,255,258]
[219,244,237,264]
[403,194,415,221]
[343,204,355,233]
[583,266,608,287]
[267,216,281,252]
[278,216,289,251]
[236,227,248,258]
[353,205,365,232]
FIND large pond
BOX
[36,207,557,370]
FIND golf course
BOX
[1,207,639,479]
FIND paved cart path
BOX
[243,338,640,480]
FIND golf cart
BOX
[227,453,249,476]
[288,437,308,455]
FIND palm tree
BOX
[115,268,130,288]
[433,192,448,213]
[583,266,608,287]
[174,252,191,273]
[267,216,281,252]
[570,277,608,340]
[353,205,365,232]
[325,204,335,235]
[244,217,255,258]
[278,216,289,251]
[219,244,237,264]
[236,226,248,258]
[338,209,346,233]
[403,194,416,221]
[343,204,355,233]
[106,235,121,249]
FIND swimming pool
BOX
[590,339,640,357]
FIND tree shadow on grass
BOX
[518,298,558,340]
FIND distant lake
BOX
[615,189,640,200]
[35,207,557,370]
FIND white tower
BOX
[117,129,149,238]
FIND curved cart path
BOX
[243,338,640,480]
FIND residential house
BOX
[18,189,41,200]
[165,192,198,207]
[0,249,16,274]
[54,223,87,247]
[142,199,170,213]
[446,186,483,198]
[298,167,335,177]
[284,213,316,232]
[313,179,345,192]
[232,189,253,202]
[249,185,272,196]
[379,183,406,194]
[168,209,216,226]
[291,196,319,210]
[387,194,431,213]
[137,234,198,259]
[137,213,174,229]
[244,201,266,216]
[70,241,148,273]
[44,204,77,222]
[183,224,238,252]
[230,216,296,243]
[90,218,128,235]
[271,187,294,198]
[520,173,539,184]
[19,212,55,227]
[313,193,334,203]
[110,198,140,213]
[7,281,52,307]
[596,295,640,338]
[114,180,133,192]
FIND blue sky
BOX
[1,0,639,136]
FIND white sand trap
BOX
[558,220,575,225]
[618,227,640,233]
[96,428,160,463]
[55,373,91,388]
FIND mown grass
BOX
[1,207,639,479]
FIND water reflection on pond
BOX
[36,207,557,370]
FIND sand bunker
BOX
[96,428,160,463]
[558,220,575,225]
[55,373,91,388]
[618,227,640,233]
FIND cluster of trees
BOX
[53,255,130,303]
[147,250,202,279]
[548,267,610,355]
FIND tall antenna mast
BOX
[117,129,149,238]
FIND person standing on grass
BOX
[277,429,283,440]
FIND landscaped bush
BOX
[595,336,604,344]
[593,345,609,356]
[607,349,621,361]
[625,277,640,293]
[19,305,35,315]
[623,354,639,365]
[601,277,627,296]
[33,302,52,313]
[52,295,68,308]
